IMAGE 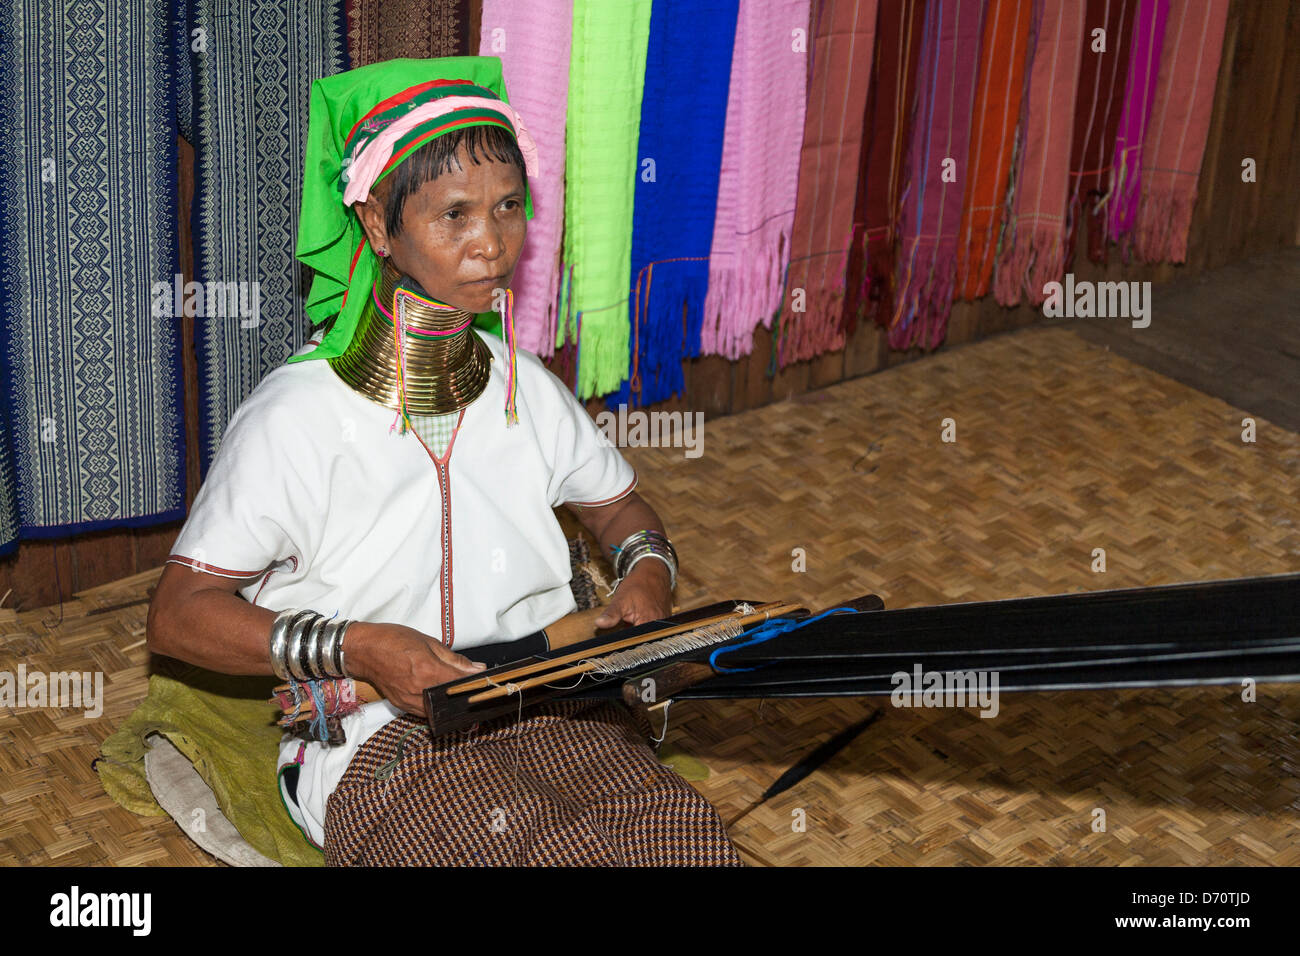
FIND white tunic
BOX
[166,331,636,847]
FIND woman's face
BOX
[355,140,527,314]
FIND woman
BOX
[147,56,741,865]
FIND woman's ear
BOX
[353,193,390,256]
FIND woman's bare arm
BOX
[565,491,674,627]
[147,562,279,674]
[146,562,482,716]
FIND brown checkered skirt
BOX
[323,700,743,866]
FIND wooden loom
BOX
[276,573,1300,740]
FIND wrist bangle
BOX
[305,616,328,680]
[623,550,677,590]
[271,609,354,682]
[613,530,677,578]
[317,618,341,679]
[610,529,678,593]
[285,610,319,681]
[319,617,350,679]
[269,609,296,680]
[336,620,352,678]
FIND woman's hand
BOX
[343,621,485,717]
[565,492,676,631]
[594,558,673,629]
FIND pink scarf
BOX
[1106,0,1169,244]
[478,0,573,357]
[776,0,878,367]
[1133,0,1229,263]
[993,0,1086,307]
[889,0,985,349]
[699,0,811,360]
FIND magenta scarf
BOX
[700,0,811,360]
[888,0,985,350]
[1106,0,1169,244]
[478,0,573,357]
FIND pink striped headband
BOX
[342,95,541,208]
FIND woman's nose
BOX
[468,217,505,260]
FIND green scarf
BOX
[560,0,653,398]
[290,56,533,364]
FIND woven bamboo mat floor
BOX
[1,325,1297,866]
[633,325,1300,866]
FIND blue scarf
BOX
[607,0,739,409]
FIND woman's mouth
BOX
[464,274,508,288]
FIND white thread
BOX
[650,699,672,747]
[482,673,524,697]
[587,618,744,676]
[541,674,588,691]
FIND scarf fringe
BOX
[889,246,957,350]
[779,230,855,366]
[701,215,792,360]
[621,266,709,407]
[516,248,564,359]
[780,285,849,366]
[577,311,630,400]
[955,235,999,301]
[993,222,1066,308]
[1134,184,1195,264]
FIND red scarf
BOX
[855,0,928,334]
[778,0,880,366]
[955,0,1034,301]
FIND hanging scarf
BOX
[345,0,470,67]
[1105,0,1169,246]
[993,0,1086,308]
[0,0,188,548]
[559,0,653,398]
[1133,0,1230,264]
[776,0,879,368]
[187,0,350,475]
[857,0,928,334]
[1066,0,1139,268]
[607,0,739,409]
[698,0,812,361]
[954,0,1034,301]
[888,0,984,350]
[479,0,574,358]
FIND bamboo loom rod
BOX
[275,601,801,723]
[463,602,802,704]
[446,601,799,696]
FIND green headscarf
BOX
[289,56,535,365]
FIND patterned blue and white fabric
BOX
[0,0,186,554]
[189,0,348,476]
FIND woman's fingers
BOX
[594,597,627,628]
[431,643,485,673]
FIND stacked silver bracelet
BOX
[269,609,352,681]
[613,529,678,590]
